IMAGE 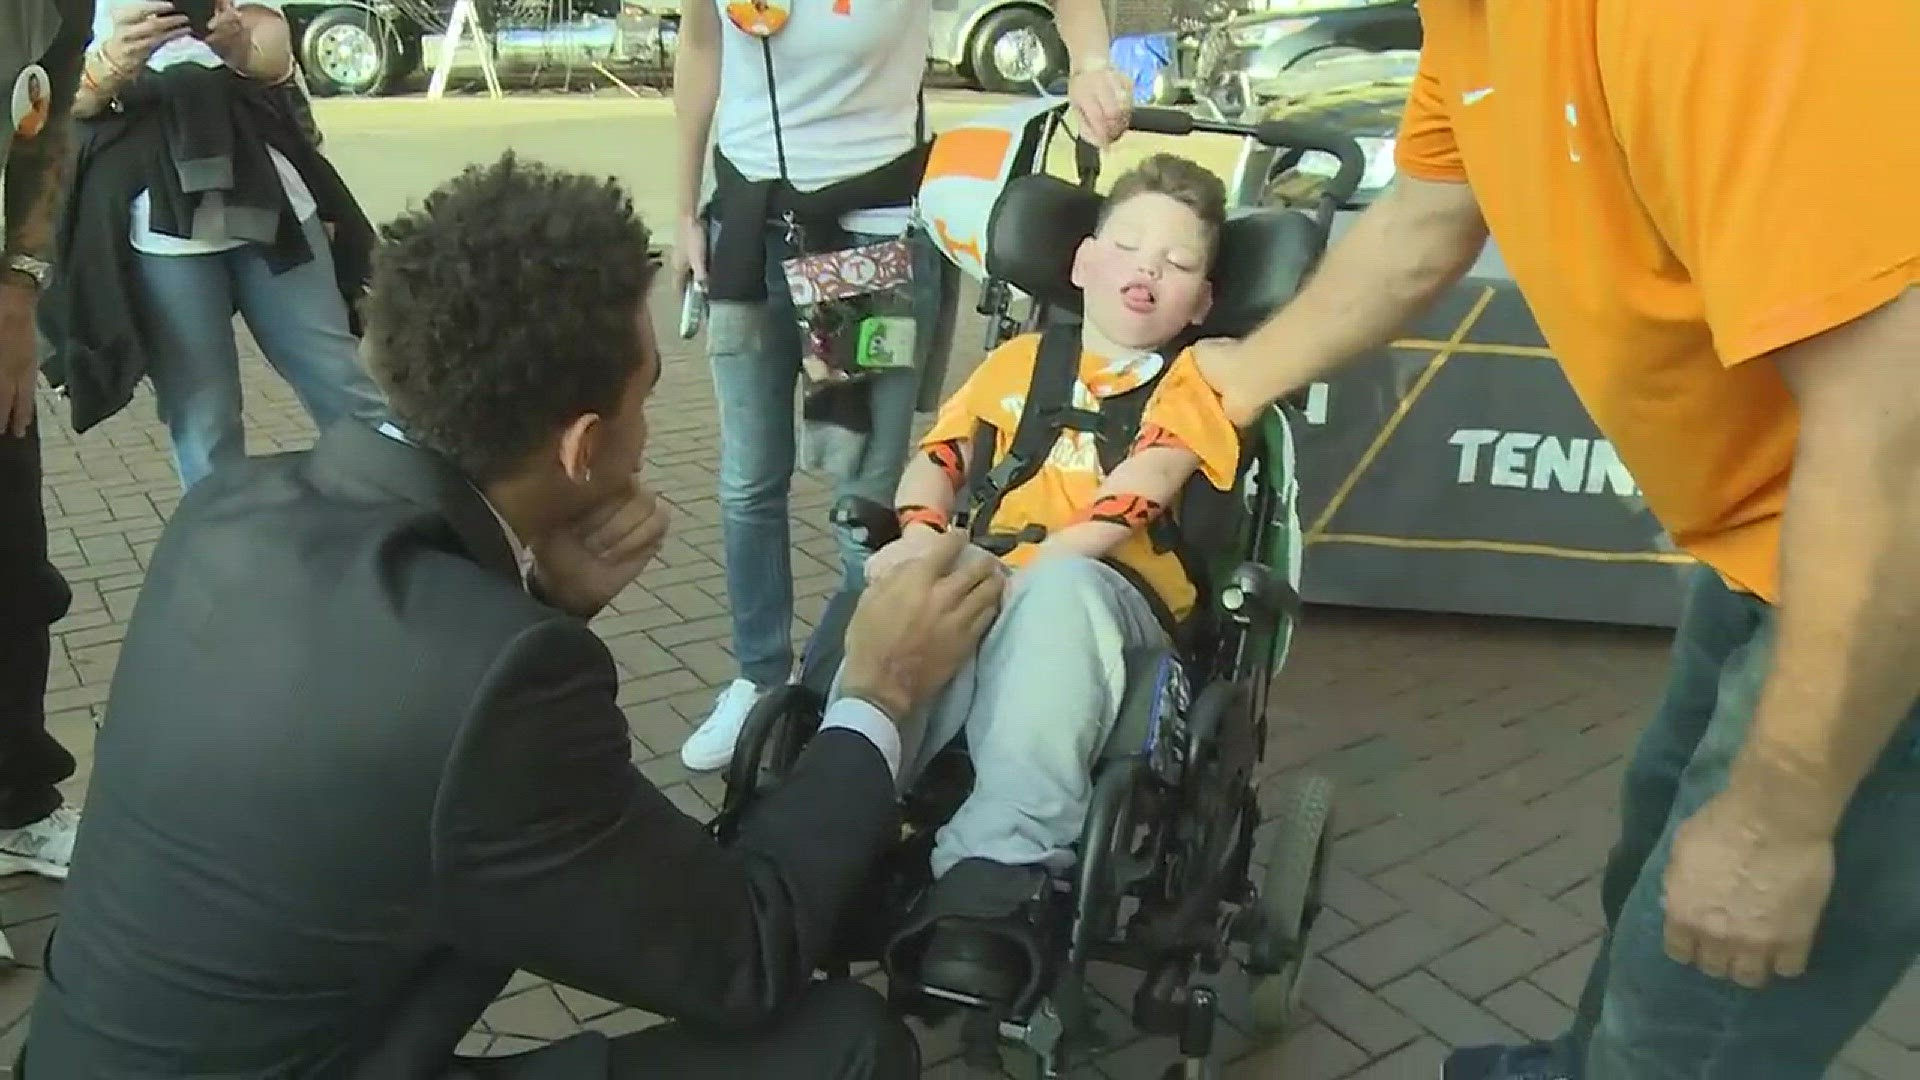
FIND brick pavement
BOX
[2,314,1914,1079]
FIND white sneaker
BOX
[0,805,79,880]
[680,679,765,772]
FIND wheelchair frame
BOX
[712,105,1366,1079]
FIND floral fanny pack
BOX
[782,237,918,389]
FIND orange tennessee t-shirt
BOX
[921,335,1241,620]
[1397,0,1920,602]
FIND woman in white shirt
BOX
[672,0,1132,771]
[70,0,387,490]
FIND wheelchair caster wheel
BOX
[1248,773,1334,1041]
[1249,953,1311,1040]
[1157,1057,1221,1080]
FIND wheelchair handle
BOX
[830,495,901,552]
[1125,107,1369,209]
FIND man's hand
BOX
[1067,60,1131,148]
[1191,337,1269,429]
[0,286,37,437]
[99,1,192,73]
[531,479,671,619]
[1662,777,1835,989]
[841,530,1004,722]
[203,0,253,69]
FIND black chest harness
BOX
[955,324,1211,633]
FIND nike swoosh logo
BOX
[1461,87,1494,106]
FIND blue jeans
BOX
[134,215,390,490]
[706,227,938,687]
[1564,567,1920,1078]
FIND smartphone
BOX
[678,282,707,340]
[175,0,218,36]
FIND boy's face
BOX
[1071,192,1214,351]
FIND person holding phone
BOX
[38,0,388,491]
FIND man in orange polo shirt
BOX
[1198,2,1919,1077]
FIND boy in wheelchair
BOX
[852,154,1242,1002]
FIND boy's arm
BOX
[1037,352,1243,560]
[894,338,1031,534]
[894,439,970,531]
[1035,440,1201,561]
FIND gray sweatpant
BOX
[887,556,1168,878]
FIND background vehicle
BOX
[1189,0,1420,116]
[928,0,1071,94]
[932,0,1421,99]
[282,0,681,98]
[1229,48,1415,211]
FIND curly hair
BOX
[363,153,658,482]
[1102,153,1230,251]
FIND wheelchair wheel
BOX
[1248,773,1334,1040]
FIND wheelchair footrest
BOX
[885,859,1055,1014]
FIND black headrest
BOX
[981,173,1323,339]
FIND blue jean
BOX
[706,227,939,687]
[134,215,390,490]
[1565,567,1920,1078]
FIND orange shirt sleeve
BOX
[918,335,1036,448]
[1140,351,1241,491]
[1394,47,1468,184]
[1599,0,1920,366]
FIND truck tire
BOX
[300,6,411,97]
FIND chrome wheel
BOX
[311,23,384,91]
[990,25,1048,86]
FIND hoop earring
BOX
[583,468,594,484]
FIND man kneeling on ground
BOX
[25,154,1003,1080]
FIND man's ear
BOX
[1190,280,1215,326]
[1069,237,1097,290]
[555,412,603,485]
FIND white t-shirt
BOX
[92,0,317,256]
[712,0,927,209]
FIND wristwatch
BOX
[3,254,50,291]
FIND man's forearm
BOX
[8,0,92,255]
[3,112,72,261]
[1737,292,1920,831]
[1053,0,1113,71]
[1232,178,1486,406]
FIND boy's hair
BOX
[1101,153,1230,253]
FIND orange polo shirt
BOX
[1397,0,1920,601]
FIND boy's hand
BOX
[864,524,948,584]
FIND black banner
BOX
[1292,278,1692,628]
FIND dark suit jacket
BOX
[24,423,901,1079]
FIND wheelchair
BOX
[712,105,1368,1078]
